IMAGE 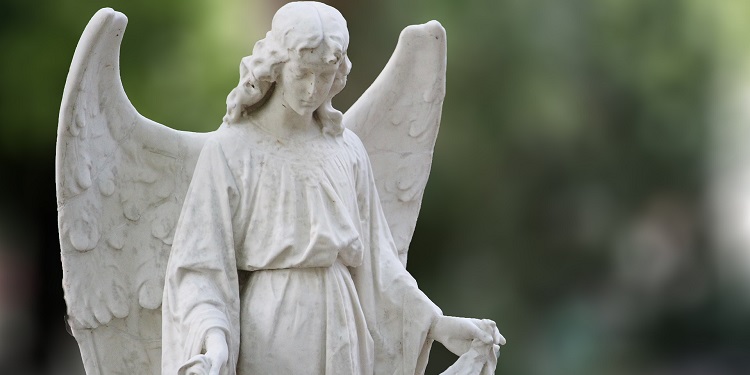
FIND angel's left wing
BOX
[344,21,446,266]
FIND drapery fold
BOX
[162,127,440,375]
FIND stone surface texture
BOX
[56,2,504,374]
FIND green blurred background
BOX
[2,0,750,374]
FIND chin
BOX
[292,104,317,116]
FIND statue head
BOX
[223,1,351,134]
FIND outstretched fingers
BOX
[480,319,506,345]
[465,318,493,344]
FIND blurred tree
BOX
[1,0,749,374]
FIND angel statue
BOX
[56,2,505,374]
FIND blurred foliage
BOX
[2,0,750,374]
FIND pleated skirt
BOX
[237,261,374,374]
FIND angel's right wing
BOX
[56,8,210,374]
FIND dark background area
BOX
[2,0,750,374]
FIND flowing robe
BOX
[162,124,441,375]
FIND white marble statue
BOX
[56,2,505,374]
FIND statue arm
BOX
[347,131,505,374]
[346,131,442,375]
[162,137,241,375]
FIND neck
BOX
[247,86,320,140]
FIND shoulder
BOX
[342,128,367,156]
[201,125,248,159]
[341,128,374,176]
[191,127,242,187]
[211,125,246,145]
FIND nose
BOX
[306,80,316,98]
[303,76,319,99]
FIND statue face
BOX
[278,46,341,116]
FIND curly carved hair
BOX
[223,2,352,135]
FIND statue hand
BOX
[428,316,506,357]
[204,328,229,375]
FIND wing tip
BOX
[59,7,129,122]
[92,7,128,25]
[56,7,131,202]
[401,20,446,43]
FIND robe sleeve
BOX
[346,131,442,375]
[162,136,241,375]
